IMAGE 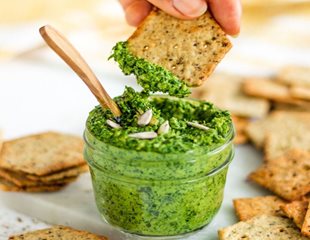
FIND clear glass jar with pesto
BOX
[84,92,234,237]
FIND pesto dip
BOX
[84,87,234,236]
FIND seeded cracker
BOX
[191,73,270,118]
[249,149,310,201]
[127,9,232,87]
[0,176,65,192]
[281,200,309,229]
[245,111,310,150]
[277,65,310,88]
[231,115,249,145]
[0,168,77,187]
[302,201,310,237]
[233,196,286,221]
[26,164,88,182]
[218,215,308,240]
[9,225,108,239]
[243,77,309,106]
[0,132,85,176]
[290,86,310,101]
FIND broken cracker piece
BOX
[233,196,286,221]
[128,9,232,87]
[218,215,308,240]
[249,149,310,201]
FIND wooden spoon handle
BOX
[39,25,121,117]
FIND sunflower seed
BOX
[106,119,122,129]
[138,109,153,126]
[158,121,170,135]
[128,132,158,139]
[187,121,210,131]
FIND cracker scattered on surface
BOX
[191,73,270,118]
[233,196,286,221]
[273,102,310,112]
[0,176,65,192]
[249,149,310,201]
[128,9,232,87]
[218,215,308,240]
[26,164,88,182]
[245,111,310,150]
[281,200,309,229]
[0,168,77,187]
[277,65,310,88]
[290,86,310,101]
[243,77,308,106]
[231,116,250,145]
[302,201,310,237]
[264,112,310,160]
[9,225,108,239]
[0,131,85,176]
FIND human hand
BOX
[119,0,241,35]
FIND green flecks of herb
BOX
[109,41,190,97]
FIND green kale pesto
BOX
[109,41,190,97]
[86,87,232,154]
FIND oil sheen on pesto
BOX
[109,41,190,97]
[86,87,232,153]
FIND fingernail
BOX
[231,33,240,38]
[173,0,207,17]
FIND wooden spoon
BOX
[39,25,121,117]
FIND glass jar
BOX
[84,101,234,238]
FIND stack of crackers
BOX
[0,131,88,192]
[192,65,310,238]
[9,225,107,239]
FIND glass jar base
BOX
[118,224,207,240]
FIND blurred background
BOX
[0,0,309,139]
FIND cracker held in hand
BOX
[191,73,270,118]
[218,215,308,240]
[233,196,286,221]
[9,225,107,240]
[249,149,310,201]
[0,132,85,176]
[128,9,232,86]
[281,200,309,229]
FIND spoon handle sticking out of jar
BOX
[39,25,121,117]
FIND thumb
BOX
[147,0,207,19]
[172,0,207,18]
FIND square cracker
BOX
[26,164,88,182]
[302,201,310,237]
[190,73,270,118]
[233,196,286,221]
[128,9,232,87]
[277,65,310,88]
[264,112,310,161]
[290,86,310,101]
[231,116,250,145]
[0,168,77,187]
[243,77,309,106]
[245,111,310,150]
[9,225,107,239]
[281,200,309,229]
[0,131,85,176]
[218,215,308,240]
[249,149,310,201]
[0,176,65,192]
